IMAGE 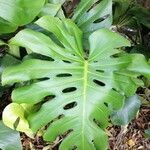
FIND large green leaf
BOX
[2,16,150,150]
[0,0,45,34]
[0,121,22,150]
[0,54,20,97]
[72,0,112,37]
[111,94,141,125]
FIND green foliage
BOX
[2,103,33,136]
[113,0,150,29]
[111,94,141,125]
[72,0,112,38]
[0,121,22,150]
[0,0,45,34]
[131,44,150,60]
[113,0,131,25]
[40,0,67,18]
[2,16,150,149]
[144,128,150,138]
[0,54,20,97]
[0,39,5,46]
[129,5,150,29]
[39,3,62,17]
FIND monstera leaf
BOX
[111,94,141,125]
[2,16,150,149]
[72,0,112,38]
[0,0,45,34]
[0,53,20,97]
[0,121,22,150]
[39,3,62,17]
[39,0,67,18]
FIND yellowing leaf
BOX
[2,103,33,137]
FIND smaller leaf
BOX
[2,103,33,136]
[72,0,112,36]
[0,39,5,46]
[0,18,17,34]
[113,0,130,24]
[39,3,61,17]
[47,0,66,19]
[130,44,150,60]
[0,0,45,34]
[111,94,141,125]
[0,121,22,150]
[0,54,20,97]
[129,5,150,29]
[144,129,150,138]
[0,54,20,73]
[127,54,150,78]
[7,45,20,58]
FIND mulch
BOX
[108,105,150,150]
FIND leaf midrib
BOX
[82,60,88,149]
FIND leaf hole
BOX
[87,1,100,12]
[44,114,65,130]
[58,114,65,119]
[63,101,77,110]
[93,118,101,127]
[137,75,143,79]
[104,102,108,107]
[44,95,56,102]
[93,79,105,86]
[0,45,8,55]
[20,47,27,59]
[25,53,55,61]
[62,60,71,63]
[59,129,73,140]
[96,70,105,73]
[93,14,110,23]
[94,61,98,63]
[56,73,72,77]
[37,77,50,81]
[110,54,119,58]
[112,88,117,92]
[62,87,77,93]
[72,145,77,150]
[34,95,56,111]
[13,117,20,130]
